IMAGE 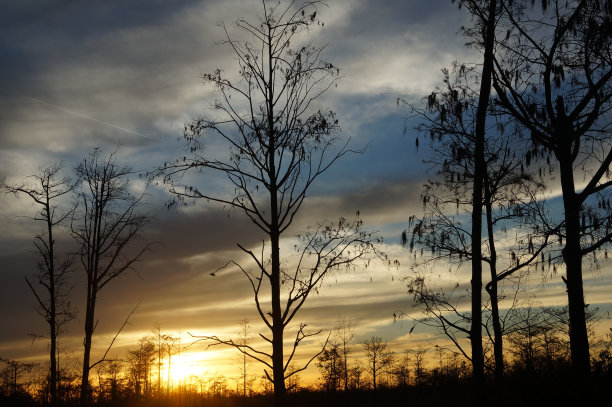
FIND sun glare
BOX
[157,347,265,394]
[166,351,211,385]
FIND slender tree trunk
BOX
[50,298,58,405]
[556,128,591,378]
[484,181,504,381]
[470,0,497,381]
[271,227,286,405]
[343,344,348,392]
[46,204,58,406]
[167,350,171,397]
[80,290,96,407]
[267,27,286,405]
[372,359,377,391]
[268,121,286,407]
[157,330,161,397]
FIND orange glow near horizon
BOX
[161,348,243,390]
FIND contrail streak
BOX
[6,91,150,138]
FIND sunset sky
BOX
[1,0,611,387]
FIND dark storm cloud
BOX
[0,252,46,342]
[144,205,265,261]
[294,177,423,237]
[0,0,221,152]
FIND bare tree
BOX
[333,318,355,391]
[1,163,75,404]
[159,2,382,404]
[363,337,394,391]
[72,149,152,406]
[151,324,175,397]
[237,319,253,397]
[164,334,177,397]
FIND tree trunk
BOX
[484,180,504,381]
[343,345,348,392]
[80,291,96,407]
[556,131,591,378]
[268,119,286,407]
[372,359,377,391]
[46,204,58,406]
[271,227,286,406]
[270,206,286,404]
[470,0,497,381]
[50,299,57,405]
[470,38,485,380]
[266,29,287,403]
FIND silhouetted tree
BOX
[403,271,473,361]
[237,319,254,397]
[316,342,343,391]
[0,358,37,397]
[159,2,382,405]
[593,328,612,376]
[151,324,175,397]
[490,0,612,377]
[506,307,568,372]
[363,337,394,391]
[163,334,178,397]
[390,351,410,387]
[400,0,501,381]
[1,163,75,404]
[127,337,156,398]
[73,149,152,406]
[453,0,499,381]
[410,347,428,386]
[333,318,355,391]
[95,361,125,403]
[506,305,600,373]
[401,61,554,381]
[347,362,365,390]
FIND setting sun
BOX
[165,351,209,385]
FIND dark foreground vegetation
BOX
[2,369,611,407]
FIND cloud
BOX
[320,0,475,97]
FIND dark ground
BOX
[2,373,611,407]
